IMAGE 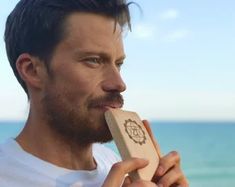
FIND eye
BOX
[83,57,102,67]
[116,61,124,71]
[86,57,100,64]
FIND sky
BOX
[0,0,234,121]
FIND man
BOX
[1,0,188,186]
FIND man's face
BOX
[42,13,126,145]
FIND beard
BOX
[42,90,124,146]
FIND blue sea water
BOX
[0,121,235,187]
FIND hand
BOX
[143,120,189,187]
[102,158,158,187]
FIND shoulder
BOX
[0,139,23,171]
[0,142,9,160]
[0,141,16,177]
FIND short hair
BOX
[4,0,133,95]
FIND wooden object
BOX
[104,108,159,181]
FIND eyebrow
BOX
[74,50,126,62]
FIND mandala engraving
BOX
[124,119,146,145]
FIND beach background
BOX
[1,121,235,187]
[1,0,235,187]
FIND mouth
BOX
[92,103,123,112]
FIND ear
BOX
[16,53,47,91]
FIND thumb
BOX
[102,158,149,187]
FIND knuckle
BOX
[170,150,179,157]
[159,168,181,186]
[111,162,123,171]
[171,151,181,162]
[181,175,189,187]
[134,180,157,187]
[159,177,169,187]
[175,166,185,179]
[133,158,144,165]
[175,165,182,172]
[135,180,146,185]
[176,170,189,187]
[185,180,190,187]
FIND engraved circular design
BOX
[124,119,146,145]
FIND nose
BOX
[102,67,126,93]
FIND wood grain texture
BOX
[105,108,159,181]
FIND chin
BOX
[77,115,112,144]
[94,121,113,143]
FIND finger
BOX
[102,158,149,187]
[122,176,132,187]
[156,151,180,177]
[129,180,158,187]
[121,176,159,187]
[156,166,188,187]
[143,120,162,157]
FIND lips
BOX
[89,101,123,112]
[94,102,123,110]
[102,102,123,109]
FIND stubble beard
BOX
[42,91,124,146]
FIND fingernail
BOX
[157,166,164,175]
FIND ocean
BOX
[0,121,235,187]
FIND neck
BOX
[16,114,97,171]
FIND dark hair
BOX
[4,0,133,95]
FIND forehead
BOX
[61,12,124,53]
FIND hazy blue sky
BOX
[0,0,234,121]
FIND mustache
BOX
[88,92,124,108]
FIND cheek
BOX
[56,74,101,104]
[49,61,103,102]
